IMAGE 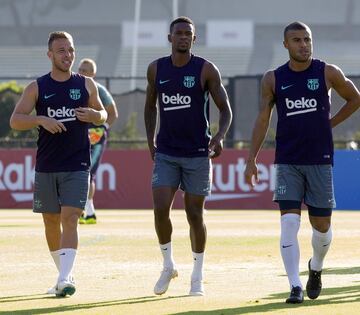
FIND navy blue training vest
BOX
[155,55,210,157]
[274,59,333,165]
[35,72,90,172]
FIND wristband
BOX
[103,122,110,130]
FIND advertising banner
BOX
[0,149,358,210]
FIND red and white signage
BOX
[0,149,277,209]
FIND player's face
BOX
[78,62,94,77]
[284,29,313,63]
[168,22,196,53]
[48,38,75,72]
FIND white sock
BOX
[191,252,204,281]
[58,248,77,282]
[85,199,95,216]
[160,242,175,269]
[280,213,302,289]
[50,250,61,272]
[311,226,332,271]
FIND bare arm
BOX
[10,81,67,134]
[144,61,158,160]
[204,62,233,158]
[244,71,275,187]
[105,101,118,127]
[76,77,108,125]
[326,64,360,128]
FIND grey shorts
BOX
[33,171,90,213]
[273,164,336,208]
[152,153,212,196]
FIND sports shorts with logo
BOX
[152,152,212,196]
[33,171,90,213]
[273,164,336,209]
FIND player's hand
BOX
[39,116,67,134]
[244,159,258,188]
[208,133,223,158]
[75,107,98,123]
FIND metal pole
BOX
[130,0,141,91]
[172,0,178,19]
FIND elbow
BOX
[9,115,18,130]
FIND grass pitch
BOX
[0,210,360,314]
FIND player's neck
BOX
[171,51,192,67]
[50,69,72,82]
[288,59,312,72]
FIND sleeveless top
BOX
[155,54,210,157]
[35,72,90,172]
[274,59,333,165]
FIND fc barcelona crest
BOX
[307,79,319,91]
[69,89,81,100]
[183,76,195,88]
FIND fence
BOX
[1,75,360,148]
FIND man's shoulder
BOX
[36,72,50,84]
[95,81,108,93]
[95,81,114,105]
[273,61,289,74]
[262,70,275,84]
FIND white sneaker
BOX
[47,275,74,295]
[189,279,204,296]
[46,284,59,295]
[154,267,178,295]
[56,278,76,297]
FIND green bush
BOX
[0,81,24,138]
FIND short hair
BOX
[283,21,311,38]
[48,31,73,50]
[169,16,195,33]
[79,58,97,74]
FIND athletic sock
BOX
[191,252,204,281]
[280,213,302,289]
[58,248,77,282]
[310,226,332,271]
[85,199,95,216]
[160,241,175,269]
[50,250,61,271]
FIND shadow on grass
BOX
[299,266,360,276]
[0,294,189,314]
[168,284,360,315]
[276,266,360,278]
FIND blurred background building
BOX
[1,0,360,144]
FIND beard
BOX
[290,50,312,63]
[176,47,188,53]
[53,59,73,72]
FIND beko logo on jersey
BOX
[47,107,76,122]
[285,97,317,116]
[161,93,191,111]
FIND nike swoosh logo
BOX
[323,243,330,247]
[282,245,293,248]
[44,93,56,99]
[159,79,170,84]
[281,84,294,90]
[162,248,168,251]
[59,253,66,256]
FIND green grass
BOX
[0,210,360,314]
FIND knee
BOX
[43,214,61,228]
[61,212,80,230]
[186,209,204,226]
[312,222,331,233]
[154,211,170,225]
[310,215,331,233]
